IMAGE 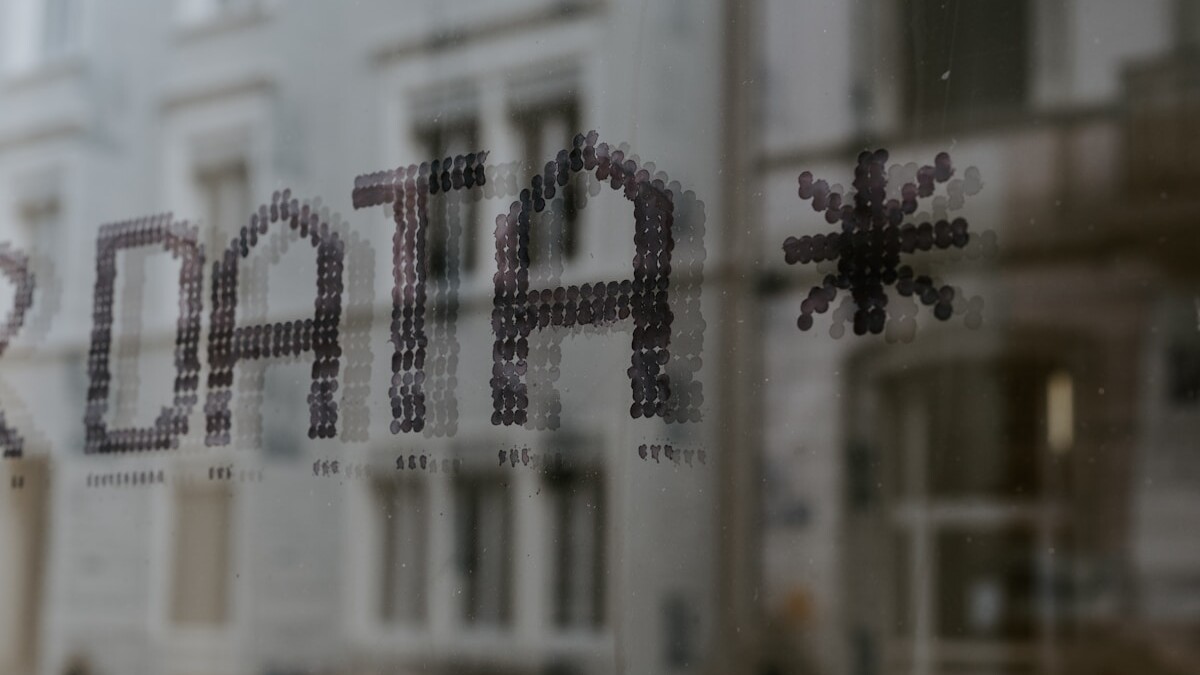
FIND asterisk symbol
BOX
[783,149,970,335]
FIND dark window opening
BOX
[902,0,1030,129]
[545,464,606,629]
[514,100,582,268]
[419,121,481,279]
[377,478,428,625]
[1168,342,1200,405]
[454,473,513,626]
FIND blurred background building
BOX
[0,1,1197,675]
[758,1,1200,674]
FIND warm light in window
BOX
[1047,371,1074,454]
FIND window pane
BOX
[454,474,512,626]
[882,361,1048,500]
[197,161,251,254]
[41,0,75,57]
[0,461,46,671]
[903,0,1029,124]
[171,483,232,625]
[935,528,1036,640]
[377,478,427,625]
[515,101,581,268]
[420,122,480,278]
[547,466,605,629]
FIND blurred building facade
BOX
[1,1,1200,675]
[758,1,1200,674]
[0,0,742,674]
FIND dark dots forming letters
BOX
[84,216,203,454]
[204,191,345,446]
[357,139,705,433]
[338,228,376,443]
[492,131,677,426]
[0,243,34,458]
[354,152,490,436]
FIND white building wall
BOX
[0,1,735,674]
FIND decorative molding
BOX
[371,0,603,65]
[161,73,275,112]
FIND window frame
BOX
[845,332,1089,675]
[509,96,583,271]
[542,460,607,632]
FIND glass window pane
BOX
[377,477,427,625]
[546,466,606,629]
[454,473,513,626]
[902,0,1029,124]
[935,528,1037,640]
[171,483,232,625]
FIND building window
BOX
[417,120,481,279]
[376,478,428,626]
[1168,342,1200,405]
[662,593,697,669]
[514,100,582,268]
[453,473,513,626]
[195,159,251,257]
[863,359,1072,672]
[1175,0,1200,51]
[3,0,80,71]
[0,460,47,673]
[16,196,60,259]
[170,482,233,625]
[901,0,1029,128]
[40,0,77,59]
[935,527,1037,640]
[545,465,606,629]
